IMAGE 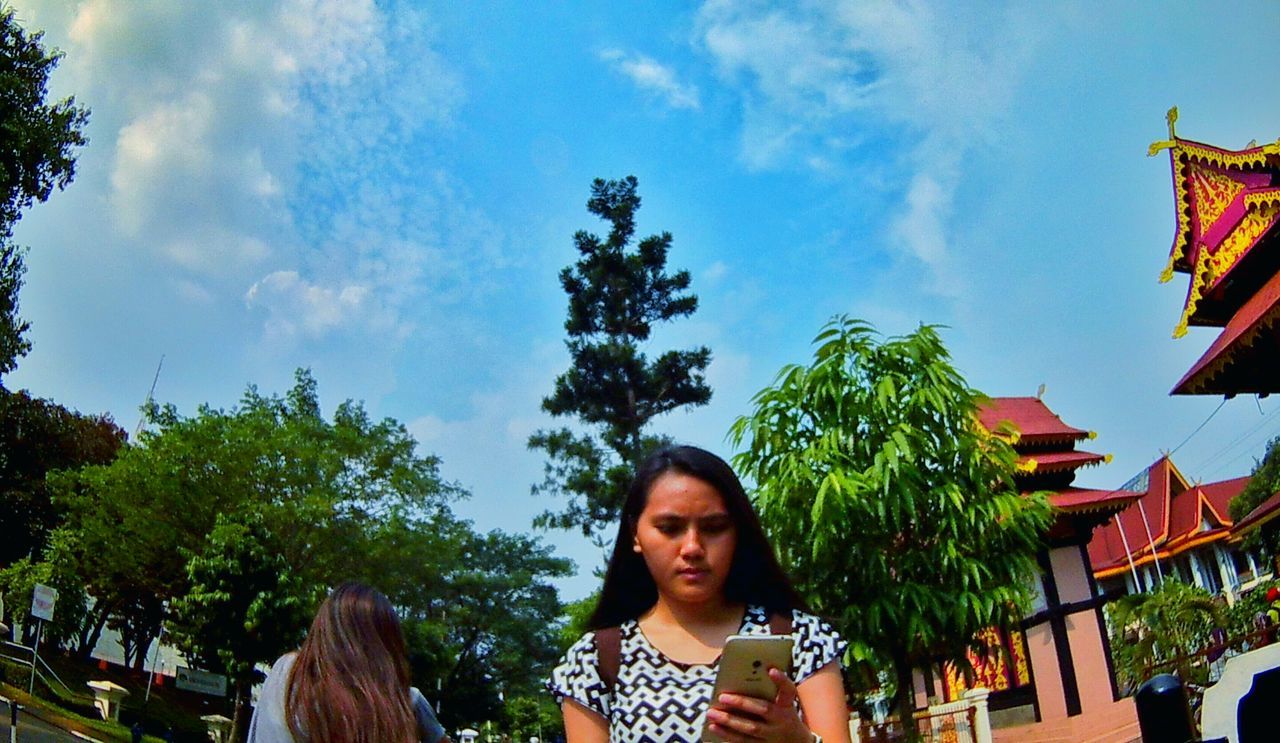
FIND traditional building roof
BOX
[1231,490,1280,541]
[978,397,1134,534]
[1150,108,1280,339]
[977,397,1091,445]
[1051,487,1142,515]
[1172,268,1280,394]
[1021,450,1108,473]
[1088,453,1249,579]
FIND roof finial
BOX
[1036,383,1046,400]
[1148,106,1179,157]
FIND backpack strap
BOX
[768,610,794,636]
[595,626,622,692]
[596,611,792,692]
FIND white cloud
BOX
[890,173,958,294]
[601,48,701,110]
[695,0,1047,293]
[18,0,484,351]
[244,270,385,343]
[703,260,729,283]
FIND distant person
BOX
[248,582,447,743]
[548,445,850,743]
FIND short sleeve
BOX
[247,654,297,743]
[546,632,611,719]
[790,611,847,684]
[410,687,446,743]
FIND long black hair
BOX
[588,445,806,629]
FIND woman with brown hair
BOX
[248,582,447,743]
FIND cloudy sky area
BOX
[9,0,1280,598]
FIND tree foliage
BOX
[0,6,90,377]
[730,316,1053,729]
[0,242,30,375]
[0,6,89,240]
[0,388,125,566]
[41,369,569,742]
[1229,435,1280,559]
[1106,579,1221,690]
[50,370,463,739]
[530,176,711,543]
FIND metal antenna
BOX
[134,355,165,439]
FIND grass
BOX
[1,652,234,742]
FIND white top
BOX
[247,652,445,743]
[548,606,845,743]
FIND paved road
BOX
[0,708,82,742]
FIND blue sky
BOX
[9,1,1280,599]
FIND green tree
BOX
[502,694,563,742]
[0,243,30,374]
[1229,436,1280,561]
[1106,579,1221,690]
[0,389,126,566]
[167,510,322,723]
[0,533,88,650]
[0,6,88,238]
[730,316,1054,734]
[420,530,571,728]
[0,6,90,376]
[53,369,461,741]
[530,175,712,544]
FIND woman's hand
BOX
[705,668,814,743]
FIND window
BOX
[1196,551,1223,594]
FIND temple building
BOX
[1089,456,1263,603]
[926,396,1141,742]
[1150,108,1280,395]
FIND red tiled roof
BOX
[1089,457,1178,573]
[1200,476,1249,519]
[1173,268,1280,395]
[1089,458,1248,578]
[1021,450,1107,473]
[1166,477,1245,542]
[1051,487,1141,514]
[977,397,1090,443]
[1232,490,1280,539]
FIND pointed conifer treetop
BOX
[531,176,712,543]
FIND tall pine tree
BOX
[530,176,712,544]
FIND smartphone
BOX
[702,634,794,742]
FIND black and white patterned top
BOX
[547,606,845,743]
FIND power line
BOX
[1168,397,1227,458]
[1201,416,1280,481]
[1185,399,1280,476]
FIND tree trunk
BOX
[76,602,113,661]
[131,630,154,672]
[230,678,252,743]
[892,650,921,743]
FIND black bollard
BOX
[1135,674,1195,743]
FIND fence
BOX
[1146,626,1277,687]
[0,639,92,705]
[852,688,992,743]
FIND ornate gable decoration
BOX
[1150,107,1280,338]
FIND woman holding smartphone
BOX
[548,446,850,743]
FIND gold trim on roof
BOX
[1152,107,1280,286]
[1174,204,1280,338]
[1245,190,1280,210]
[1180,299,1280,394]
[1190,166,1246,234]
[1179,140,1280,170]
